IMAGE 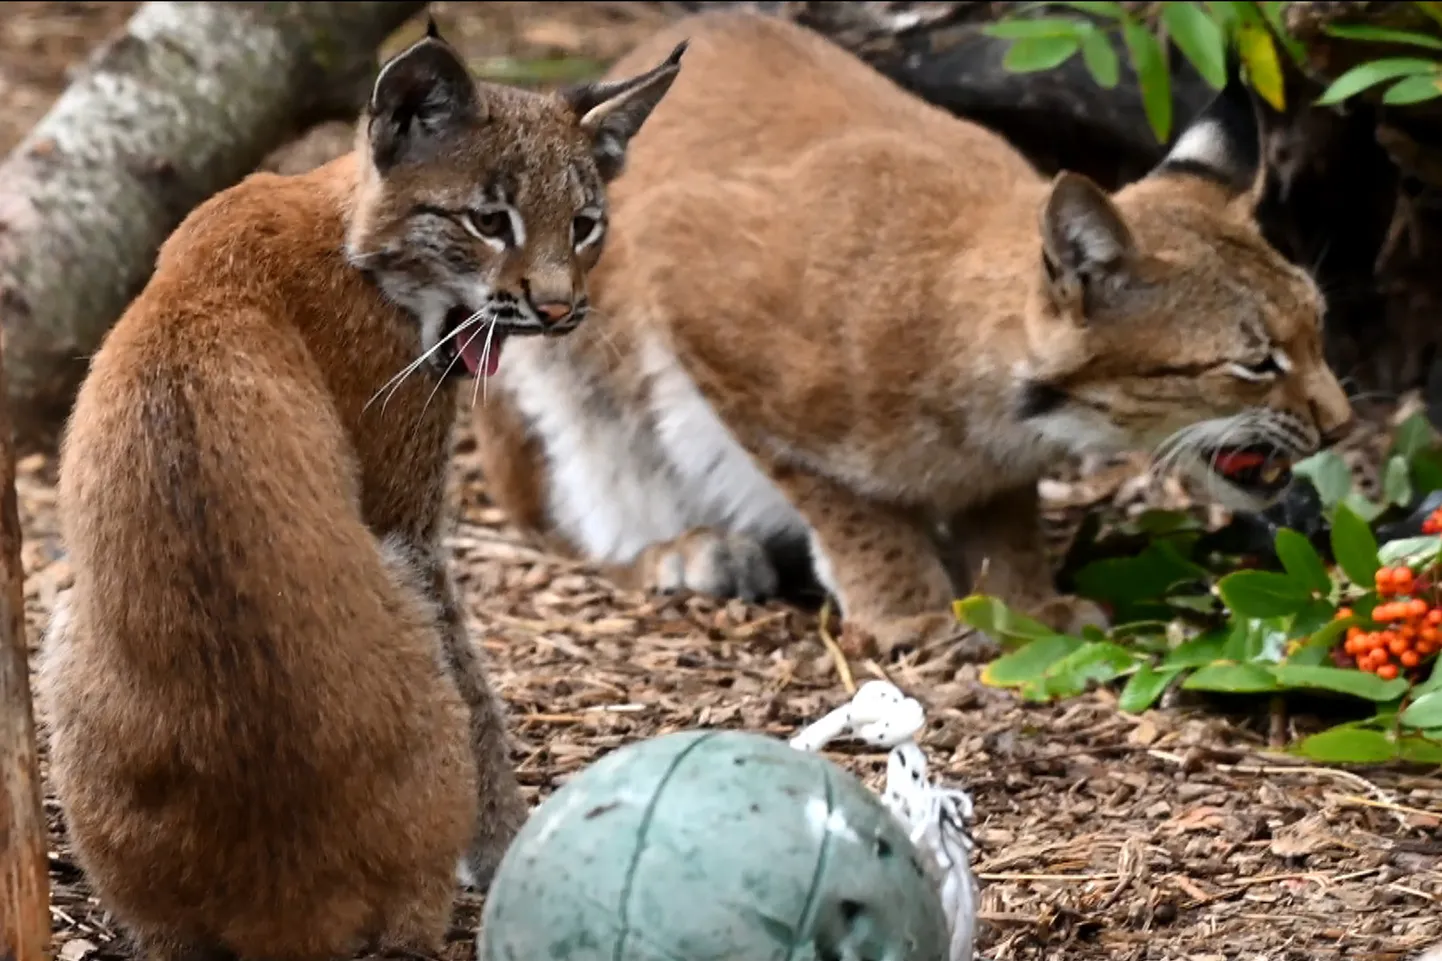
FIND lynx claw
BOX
[642,528,779,602]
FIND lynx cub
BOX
[40,22,681,961]
[472,12,1354,656]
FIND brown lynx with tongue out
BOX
[40,20,682,961]
[471,11,1356,657]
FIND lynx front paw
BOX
[842,611,997,663]
[637,528,779,602]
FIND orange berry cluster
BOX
[1424,506,1442,535]
[1337,565,1441,679]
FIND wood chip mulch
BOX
[18,409,1442,961]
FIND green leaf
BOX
[1341,491,1387,523]
[1184,662,1282,693]
[1392,412,1438,462]
[1271,664,1411,702]
[1411,449,1442,494]
[1163,2,1228,89]
[1163,628,1230,669]
[984,17,1088,40]
[1321,23,1442,51]
[1295,614,1357,658]
[1330,503,1381,588]
[1293,725,1399,763]
[1397,735,1442,765]
[1377,535,1442,570]
[1401,690,1442,728]
[1072,541,1208,610]
[1317,57,1441,106]
[1002,34,1084,72]
[1080,28,1121,88]
[1288,597,1337,642]
[1415,656,1442,697]
[1217,569,1313,618]
[1123,17,1173,142]
[1274,528,1332,595]
[1257,1,1307,66]
[1381,455,1415,507]
[1040,641,1144,698]
[1118,663,1183,712]
[1042,0,1126,16]
[953,594,1055,647]
[1237,23,1286,109]
[1383,74,1442,104]
[1293,451,1353,508]
[981,634,1083,687]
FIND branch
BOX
[0,0,428,452]
[0,322,46,961]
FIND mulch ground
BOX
[5,4,1441,961]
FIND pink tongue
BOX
[458,332,503,377]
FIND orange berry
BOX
[1376,568,1395,594]
[1368,632,1387,653]
[1401,650,1421,668]
[1418,640,1437,656]
[1378,663,1400,680]
[1408,598,1427,618]
[1347,626,1364,641]
[1337,607,1354,621]
[1428,609,1442,626]
[1425,627,1441,644]
[1390,634,1411,656]
[1344,636,1362,656]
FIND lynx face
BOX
[1022,79,1355,512]
[346,23,684,381]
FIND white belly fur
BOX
[498,333,807,563]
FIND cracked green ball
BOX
[478,729,949,961]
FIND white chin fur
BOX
[1178,453,1280,513]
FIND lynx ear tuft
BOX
[1152,69,1264,199]
[367,29,479,173]
[560,41,688,181]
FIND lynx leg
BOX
[422,559,528,891]
[771,468,968,657]
[946,483,1107,634]
[370,869,454,959]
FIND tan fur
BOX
[471,11,1355,656]
[39,25,681,961]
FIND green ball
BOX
[479,729,949,961]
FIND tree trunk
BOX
[0,0,428,453]
[0,332,46,961]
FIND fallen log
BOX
[0,0,428,453]
[0,333,46,961]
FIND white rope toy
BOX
[790,680,980,961]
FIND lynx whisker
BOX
[366,307,487,413]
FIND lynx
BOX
[39,21,681,961]
[471,11,1354,656]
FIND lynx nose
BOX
[534,301,574,325]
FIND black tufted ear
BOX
[1150,65,1265,199]
[367,24,480,173]
[560,41,687,182]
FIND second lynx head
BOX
[346,22,684,380]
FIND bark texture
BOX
[0,331,46,961]
[0,0,428,452]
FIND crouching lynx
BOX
[39,21,681,961]
[471,11,1354,656]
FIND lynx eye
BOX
[1227,350,1289,383]
[572,212,604,249]
[462,209,513,244]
